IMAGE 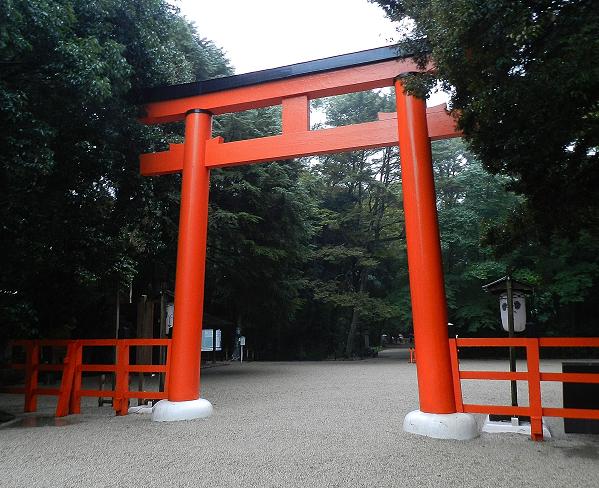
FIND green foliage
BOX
[205,159,317,358]
[204,104,317,359]
[371,0,599,337]
[0,0,231,341]
[3,0,597,355]
[432,139,521,333]
[371,0,599,233]
[489,227,599,335]
[300,90,406,357]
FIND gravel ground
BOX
[1,347,598,488]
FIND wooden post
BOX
[69,341,82,414]
[115,342,130,416]
[395,77,456,414]
[506,275,519,409]
[24,342,39,413]
[168,109,212,402]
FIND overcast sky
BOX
[175,0,399,74]
[172,1,446,106]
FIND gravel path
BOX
[1,348,598,488]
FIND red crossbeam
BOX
[140,104,459,175]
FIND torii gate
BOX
[140,46,477,439]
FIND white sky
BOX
[172,0,447,106]
[174,0,399,74]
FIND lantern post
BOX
[482,274,533,425]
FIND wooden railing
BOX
[1,339,171,417]
[449,337,599,441]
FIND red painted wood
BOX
[168,111,211,402]
[114,343,129,416]
[5,339,172,417]
[539,337,599,347]
[540,372,599,384]
[139,106,461,175]
[282,95,309,133]
[543,407,599,420]
[56,342,77,417]
[205,118,397,168]
[463,404,530,416]
[526,340,544,440]
[452,337,599,440]
[456,338,529,347]
[142,58,420,123]
[449,339,464,412]
[459,371,529,381]
[395,80,455,414]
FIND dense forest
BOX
[1,0,598,359]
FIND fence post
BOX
[56,342,77,417]
[449,339,464,412]
[69,341,83,414]
[527,339,544,441]
[113,342,121,414]
[114,342,129,416]
[164,341,171,396]
[24,342,39,413]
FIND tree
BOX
[206,108,318,359]
[305,90,405,357]
[371,0,599,337]
[0,1,318,357]
[0,0,231,341]
[432,139,521,333]
[484,210,599,336]
[370,0,599,233]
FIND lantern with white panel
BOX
[499,292,527,332]
[481,275,546,436]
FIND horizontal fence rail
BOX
[1,339,171,417]
[449,337,599,441]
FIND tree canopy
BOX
[371,0,599,233]
[0,0,231,341]
[2,0,597,357]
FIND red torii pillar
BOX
[394,76,476,438]
[143,47,477,439]
[152,109,214,420]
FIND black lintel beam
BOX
[141,45,407,104]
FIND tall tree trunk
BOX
[345,268,368,357]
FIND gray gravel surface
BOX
[1,347,598,488]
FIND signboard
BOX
[239,336,246,346]
[202,329,222,351]
[165,303,174,334]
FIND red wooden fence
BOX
[4,336,599,440]
[449,337,599,441]
[1,339,171,417]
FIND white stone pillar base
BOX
[482,415,551,438]
[151,398,213,422]
[403,409,479,440]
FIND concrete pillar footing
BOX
[151,398,213,422]
[403,409,479,440]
